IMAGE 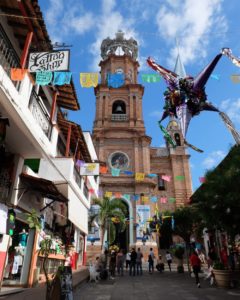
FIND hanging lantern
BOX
[0,117,10,143]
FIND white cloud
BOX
[148,110,163,118]
[155,0,227,66]
[44,0,94,42]
[89,0,140,70]
[220,98,240,124]
[202,150,225,169]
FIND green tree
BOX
[93,197,127,249]
[192,145,240,241]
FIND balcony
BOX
[111,114,128,121]
[0,24,21,89]
[28,90,52,139]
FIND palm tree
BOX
[93,197,127,249]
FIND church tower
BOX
[92,31,192,249]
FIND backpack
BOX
[148,254,153,262]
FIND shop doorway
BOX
[3,219,29,285]
[113,200,129,252]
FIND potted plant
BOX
[174,246,185,273]
[212,261,231,288]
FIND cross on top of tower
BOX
[100,31,138,61]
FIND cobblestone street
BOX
[74,270,240,300]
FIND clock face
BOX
[109,152,129,170]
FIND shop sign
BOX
[136,205,150,239]
[28,50,70,72]
[80,163,99,176]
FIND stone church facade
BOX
[92,32,192,249]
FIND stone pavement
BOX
[74,269,240,300]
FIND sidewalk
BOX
[0,267,89,299]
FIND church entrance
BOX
[113,200,129,252]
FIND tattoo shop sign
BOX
[28,50,70,72]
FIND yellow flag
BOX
[135,172,145,181]
[105,191,112,198]
[80,73,98,87]
[142,196,149,203]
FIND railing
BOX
[28,90,52,139]
[0,24,21,89]
[111,114,128,121]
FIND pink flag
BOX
[161,175,171,182]
[199,177,206,183]
[160,197,167,204]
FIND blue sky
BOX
[39,0,240,191]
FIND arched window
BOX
[174,133,181,146]
[112,100,126,114]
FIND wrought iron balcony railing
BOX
[0,24,21,89]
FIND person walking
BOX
[190,250,201,288]
[136,248,143,275]
[126,250,131,270]
[116,249,125,276]
[129,248,137,276]
[165,250,172,271]
[109,250,116,279]
[148,248,155,274]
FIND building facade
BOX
[0,0,98,288]
[92,32,192,251]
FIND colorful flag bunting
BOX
[10,68,27,81]
[107,73,124,88]
[151,196,158,203]
[100,166,108,174]
[115,192,122,198]
[105,191,112,198]
[76,159,85,167]
[230,75,240,83]
[89,188,95,194]
[175,175,185,181]
[80,73,98,88]
[123,170,134,175]
[135,172,145,181]
[141,196,149,203]
[35,71,53,85]
[132,195,140,201]
[111,168,121,177]
[147,173,158,178]
[53,72,72,85]
[210,74,220,80]
[161,175,171,182]
[169,197,176,203]
[141,74,161,83]
[160,197,167,204]
[199,177,206,183]
[123,194,130,201]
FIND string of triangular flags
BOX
[99,191,177,204]
[10,69,72,85]
[75,159,185,182]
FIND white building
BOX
[0,0,98,288]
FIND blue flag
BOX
[53,72,72,85]
[107,73,124,88]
